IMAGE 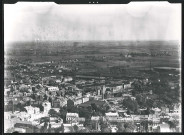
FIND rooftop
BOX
[105,112,119,117]
[66,113,79,117]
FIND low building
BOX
[63,124,74,133]
[91,116,100,131]
[77,117,85,124]
[66,113,79,124]
[105,112,119,122]
[159,122,171,132]
[42,101,51,114]
[24,106,40,115]
[49,117,63,128]
[47,86,59,95]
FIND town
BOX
[4,41,181,133]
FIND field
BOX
[5,40,181,78]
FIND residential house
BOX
[91,116,100,131]
[105,112,119,122]
[42,101,51,114]
[159,122,171,132]
[63,124,74,133]
[66,113,79,124]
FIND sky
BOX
[4,2,181,42]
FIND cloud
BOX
[4,2,181,42]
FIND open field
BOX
[5,41,180,77]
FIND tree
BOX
[79,128,90,133]
[67,99,75,112]
[7,91,11,97]
[79,107,92,119]
[124,122,136,132]
[102,127,111,133]
[141,121,148,132]
[91,103,98,112]
[49,109,59,117]
[146,99,154,108]
[117,122,135,133]
[32,94,36,100]
[123,97,138,113]
[84,118,92,130]
[40,104,44,112]
[61,124,64,133]
[43,94,47,100]
[26,100,31,106]
[6,128,15,133]
[41,122,48,133]
[100,121,109,132]
[73,125,79,132]
[59,107,67,122]
[48,97,52,103]
[117,123,125,132]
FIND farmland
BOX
[5,40,180,79]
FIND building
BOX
[47,86,59,95]
[63,124,74,133]
[63,76,73,82]
[24,106,40,115]
[52,100,61,108]
[49,117,63,128]
[159,122,171,132]
[77,117,85,124]
[105,112,119,118]
[66,113,79,124]
[123,82,132,89]
[91,116,100,131]
[42,101,51,114]
[14,121,33,133]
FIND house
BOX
[66,113,79,124]
[14,121,33,133]
[77,117,85,124]
[105,112,119,117]
[91,116,100,130]
[24,106,40,115]
[159,122,171,132]
[63,76,73,82]
[111,126,118,133]
[42,101,51,114]
[47,86,59,95]
[13,128,26,133]
[161,107,170,113]
[4,88,10,96]
[63,124,74,133]
[13,111,31,121]
[152,107,161,115]
[49,117,63,128]
[12,95,23,105]
[52,100,61,108]
[123,82,132,89]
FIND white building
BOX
[42,101,51,114]
[66,113,79,124]
[105,112,119,118]
[14,128,26,133]
[48,86,59,91]
[159,122,171,132]
[63,124,74,133]
[82,97,89,103]
[4,88,10,96]
[24,106,40,115]
[63,77,73,82]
